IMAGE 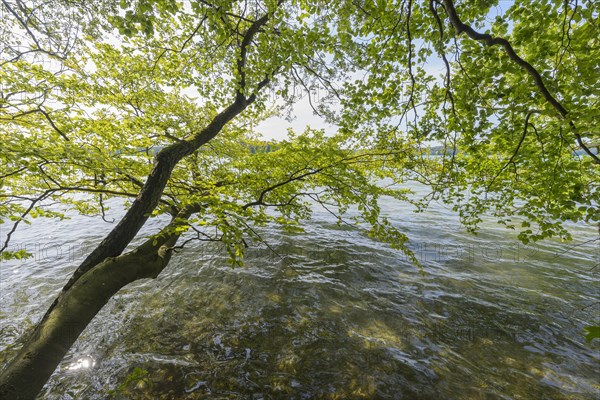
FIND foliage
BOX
[108,366,153,397]
[584,326,600,343]
[2,0,596,263]
[336,0,599,243]
[0,0,423,267]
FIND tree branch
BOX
[1,0,67,60]
[440,0,599,164]
[0,189,55,255]
[486,111,538,191]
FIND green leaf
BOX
[584,326,600,343]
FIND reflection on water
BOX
[65,356,96,372]
[0,187,598,399]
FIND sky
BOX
[255,95,337,141]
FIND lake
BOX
[0,182,598,399]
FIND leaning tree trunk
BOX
[0,96,259,399]
[0,94,266,400]
[0,10,274,396]
[0,207,197,399]
[0,93,270,400]
[0,99,250,398]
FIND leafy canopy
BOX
[1,0,598,266]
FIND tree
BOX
[1,0,598,397]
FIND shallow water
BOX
[0,184,598,399]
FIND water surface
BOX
[0,185,598,399]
